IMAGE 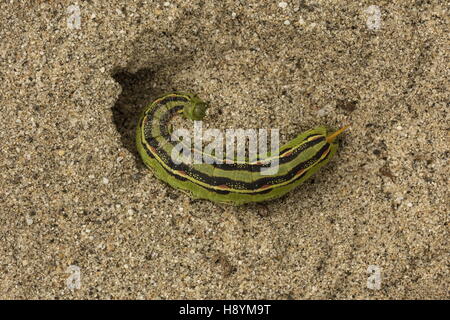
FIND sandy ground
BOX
[0,0,448,299]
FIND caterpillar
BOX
[136,92,349,205]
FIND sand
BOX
[0,0,448,299]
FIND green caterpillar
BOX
[136,93,349,205]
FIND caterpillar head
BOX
[184,94,208,120]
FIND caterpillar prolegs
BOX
[136,93,349,205]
